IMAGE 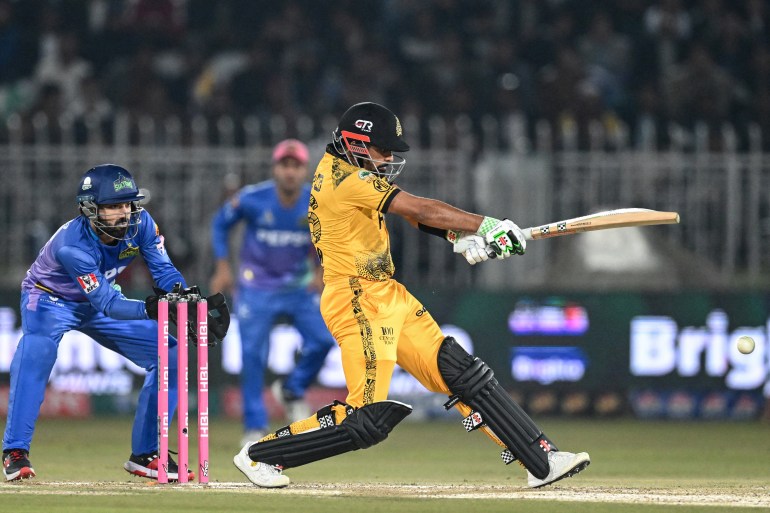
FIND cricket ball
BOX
[737,335,756,355]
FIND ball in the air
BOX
[737,336,755,354]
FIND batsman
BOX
[233,102,590,488]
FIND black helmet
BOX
[332,102,409,182]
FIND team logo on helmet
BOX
[355,119,373,132]
[395,116,402,137]
[113,174,134,192]
[82,177,92,190]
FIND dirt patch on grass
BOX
[2,481,769,508]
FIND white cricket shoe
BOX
[240,429,266,448]
[233,443,290,488]
[527,450,590,488]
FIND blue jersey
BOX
[21,210,185,320]
[211,180,314,291]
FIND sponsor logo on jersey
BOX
[259,210,275,226]
[77,273,100,294]
[255,229,309,247]
[119,244,139,259]
[372,178,390,193]
[358,170,371,180]
[156,235,166,255]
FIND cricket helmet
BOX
[332,102,409,182]
[76,164,144,240]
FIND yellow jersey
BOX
[308,151,400,282]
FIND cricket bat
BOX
[522,208,680,241]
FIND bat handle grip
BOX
[485,246,497,259]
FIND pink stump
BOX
[197,299,210,483]
[176,300,189,483]
[157,299,170,484]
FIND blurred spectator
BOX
[125,0,186,47]
[644,0,692,76]
[480,37,536,117]
[23,82,64,143]
[35,30,92,107]
[579,12,631,85]
[3,0,770,150]
[745,0,768,41]
[0,0,21,84]
[663,41,733,126]
[228,39,270,116]
[104,44,158,110]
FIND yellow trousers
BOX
[321,276,450,406]
[259,275,505,452]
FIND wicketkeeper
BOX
[233,102,590,488]
[1,164,229,481]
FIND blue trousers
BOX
[2,291,177,455]
[237,287,335,430]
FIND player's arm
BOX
[57,246,149,320]
[210,193,244,294]
[136,211,187,292]
[387,190,483,233]
[388,189,527,262]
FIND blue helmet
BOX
[77,164,145,241]
[76,164,144,205]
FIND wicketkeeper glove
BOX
[145,283,231,345]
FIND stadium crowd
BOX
[0,0,769,149]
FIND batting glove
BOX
[478,218,526,258]
[452,234,490,265]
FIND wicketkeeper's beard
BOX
[96,216,129,239]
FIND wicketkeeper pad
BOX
[438,337,556,479]
[248,400,412,469]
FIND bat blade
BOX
[523,208,680,241]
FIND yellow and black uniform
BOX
[257,147,503,450]
[309,151,451,408]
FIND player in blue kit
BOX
[1,164,229,481]
[210,139,336,446]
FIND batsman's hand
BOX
[483,219,526,258]
[453,234,490,265]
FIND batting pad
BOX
[438,337,556,479]
[248,400,412,469]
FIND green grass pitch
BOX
[1,416,769,512]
